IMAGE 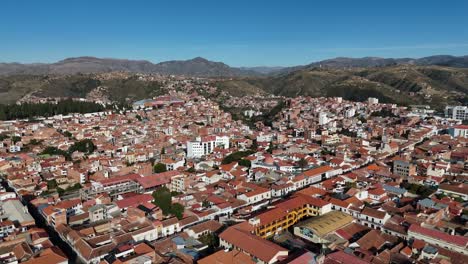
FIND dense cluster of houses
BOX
[0,90,466,264]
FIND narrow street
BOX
[1,179,79,263]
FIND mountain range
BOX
[1,55,468,77]
[0,57,258,77]
[1,55,467,110]
[216,64,468,110]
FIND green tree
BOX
[199,233,219,249]
[267,141,275,154]
[238,159,251,168]
[57,186,65,196]
[47,179,58,190]
[152,187,185,219]
[153,163,167,173]
[371,109,397,118]
[170,203,185,220]
[152,187,172,214]
[66,183,83,192]
[63,131,73,138]
[41,146,71,160]
[29,139,42,145]
[0,99,107,121]
[202,200,211,208]
[251,139,258,151]
[0,134,8,141]
[341,128,357,138]
[222,150,254,164]
[358,116,367,124]
[297,158,308,171]
[11,136,21,144]
[69,139,96,154]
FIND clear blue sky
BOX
[2,0,468,66]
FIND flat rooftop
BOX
[0,199,34,224]
[295,211,353,237]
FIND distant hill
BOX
[239,66,285,74]
[1,55,468,109]
[1,55,467,77]
[411,55,468,68]
[152,57,259,76]
[275,55,468,75]
[1,64,467,108]
[0,56,259,77]
[216,65,468,109]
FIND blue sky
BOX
[2,0,468,66]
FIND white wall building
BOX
[445,106,468,120]
[319,112,329,125]
[345,108,356,118]
[186,135,229,158]
[448,125,468,138]
[368,97,379,105]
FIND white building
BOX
[448,125,468,138]
[0,192,16,201]
[237,187,271,205]
[445,106,468,120]
[358,207,391,230]
[9,145,21,153]
[256,133,274,143]
[368,97,379,105]
[186,135,229,158]
[345,108,356,118]
[319,112,328,125]
[408,224,468,255]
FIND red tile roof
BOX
[324,250,370,264]
[409,224,468,247]
[115,194,153,209]
[219,224,288,263]
[302,165,334,177]
[135,174,170,189]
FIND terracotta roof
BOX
[302,165,334,177]
[324,250,370,264]
[187,220,222,234]
[335,223,370,240]
[56,198,82,209]
[256,195,329,226]
[368,188,386,196]
[23,247,68,264]
[297,186,327,197]
[161,217,179,227]
[356,229,387,251]
[439,183,468,195]
[242,186,270,198]
[178,215,199,227]
[219,224,288,263]
[361,207,386,219]
[198,249,255,264]
[115,194,153,209]
[135,174,170,189]
[409,224,468,247]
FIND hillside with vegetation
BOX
[0,74,165,105]
[0,64,466,111]
[215,65,468,109]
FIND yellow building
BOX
[248,194,332,238]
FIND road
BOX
[1,179,79,263]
